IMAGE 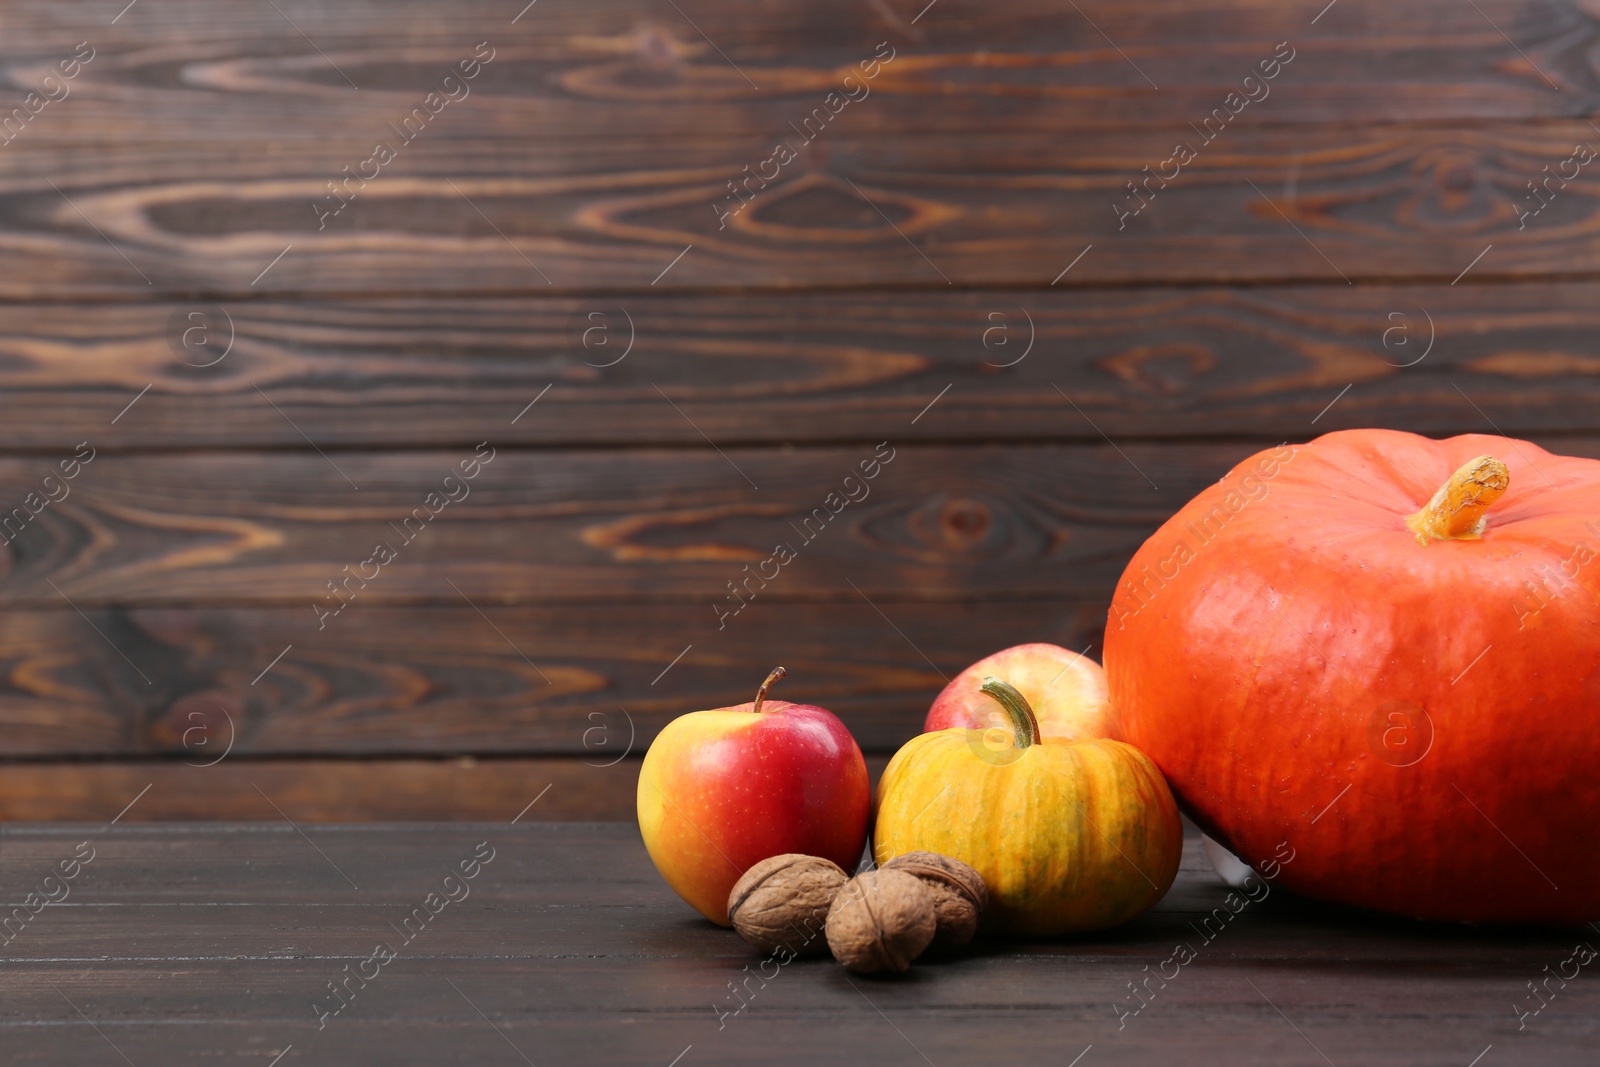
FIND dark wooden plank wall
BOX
[0,0,1595,819]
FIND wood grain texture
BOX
[12,122,1600,295]
[0,756,899,821]
[0,758,637,821]
[0,442,1258,607]
[6,284,1600,448]
[0,825,1590,1064]
[0,601,1107,758]
[8,438,1595,610]
[3,0,1599,146]
[5,0,1596,823]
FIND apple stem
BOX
[753,666,787,714]
[979,677,1041,750]
[1405,454,1509,545]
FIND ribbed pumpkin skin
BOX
[1105,429,1600,923]
[873,732,1182,935]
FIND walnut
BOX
[825,869,936,974]
[881,851,988,950]
[727,854,847,957]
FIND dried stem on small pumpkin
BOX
[978,677,1042,749]
[1405,455,1510,545]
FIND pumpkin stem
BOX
[752,666,786,714]
[978,677,1042,750]
[1404,455,1510,545]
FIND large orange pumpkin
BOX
[1106,429,1600,923]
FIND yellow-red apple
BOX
[638,668,870,924]
[925,642,1112,741]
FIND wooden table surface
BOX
[0,821,1592,1065]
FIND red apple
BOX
[925,642,1112,742]
[637,667,870,924]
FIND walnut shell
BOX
[825,869,936,974]
[727,854,847,957]
[881,851,988,949]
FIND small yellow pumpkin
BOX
[874,677,1182,935]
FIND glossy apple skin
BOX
[637,699,870,925]
[925,643,1113,742]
